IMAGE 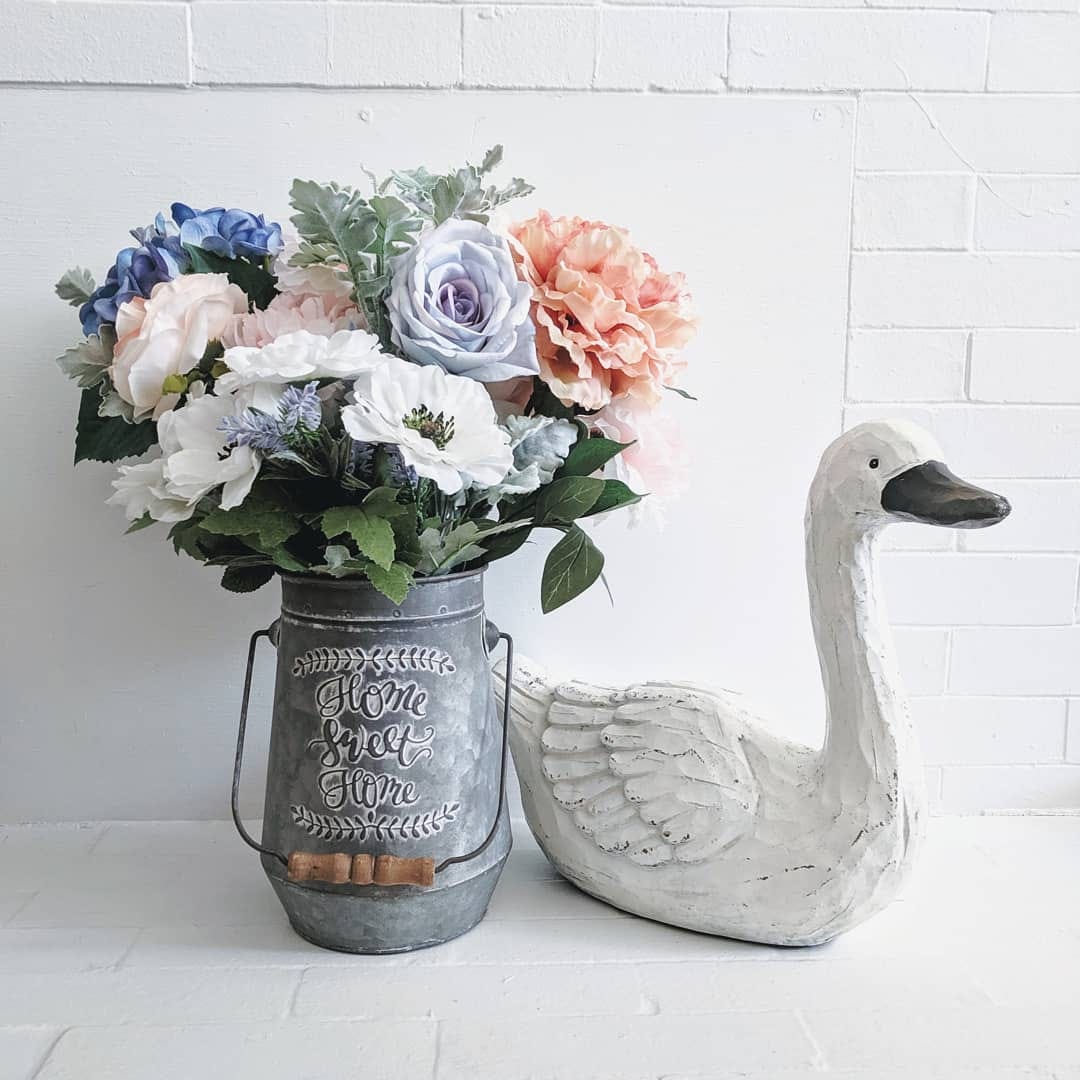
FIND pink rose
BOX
[221,291,363,349]
[509,212,697,410]
[112,274,247,419]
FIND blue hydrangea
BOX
[172,203,283,261]
[78,214,189,336]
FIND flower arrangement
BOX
[54,148,696,611]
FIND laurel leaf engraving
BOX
[291,646,456,678]
[290,802,460,841]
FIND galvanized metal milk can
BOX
[231,570,513,953]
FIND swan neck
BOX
[806,507,921,796]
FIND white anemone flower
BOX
[342,356,513,495]
[107,389,267,523]
[217,329,386,413]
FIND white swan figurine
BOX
[503,421,1010,946]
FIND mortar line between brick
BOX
[431,1018,443,1080]
[184,3,193,88]
[285,968,308,1018]
[841,92,861,417]
[793,1008,829,1072]
[963,331,973,399]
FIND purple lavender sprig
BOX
[218,381,322,457]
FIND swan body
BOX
[503,421,1010,946]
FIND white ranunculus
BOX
[386,218,539,383]
[107,458,192,523]
[110,273,248,421]
[217,329,386,413]
[341,357,513,495]
[108,390,266,523]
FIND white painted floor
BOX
[0,817,1077,1079]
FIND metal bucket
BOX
[230,570,513,953]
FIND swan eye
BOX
[869,458,880,470]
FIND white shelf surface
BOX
[0,817,1078,1079]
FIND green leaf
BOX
[418,522,486,575]
[201,503,301,550]
[124,513,156,535]
[221,564,276,594]
[362,486,409,520]
[55,267,96,306]
[541,526,605,614]
[184,247,277,310]
[268,546,306,572]
[471,523,532,565]
[557,436,631,479]
[160,372,189,395]
[56,329,114,389]
[74,386,157,464]
[364,560,415,604]
[169,519,208,561]
[525,379,577,421]
[321,506,395,570]
[665,384,698,402]
[583,479,643,517]
[534,477,605,524]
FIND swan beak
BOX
[881,461,1011,529]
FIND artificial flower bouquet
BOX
[54,148,697,611]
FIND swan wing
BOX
[540,681,759,867]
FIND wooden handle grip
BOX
[287,852,435,888]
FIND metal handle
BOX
[231,617,515,884]
[434,627,514,875]
[231,621,287,868]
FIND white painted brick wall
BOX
[3,0,1079,813]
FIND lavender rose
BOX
[386,219,539,383]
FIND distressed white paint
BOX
[505,422,1007,945]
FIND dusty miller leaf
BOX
[54,267,96,306]
[56,328,115,389]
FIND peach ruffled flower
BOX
[508,212,697,411]
[221,291,363,349]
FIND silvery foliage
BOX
[287,147,533,352]
[54,267,96,307]
[384,145,535,227]
[485,416,579,503]
[55,325,114,388]
[55,323,137,422]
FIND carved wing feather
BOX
[540,682,759,867]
